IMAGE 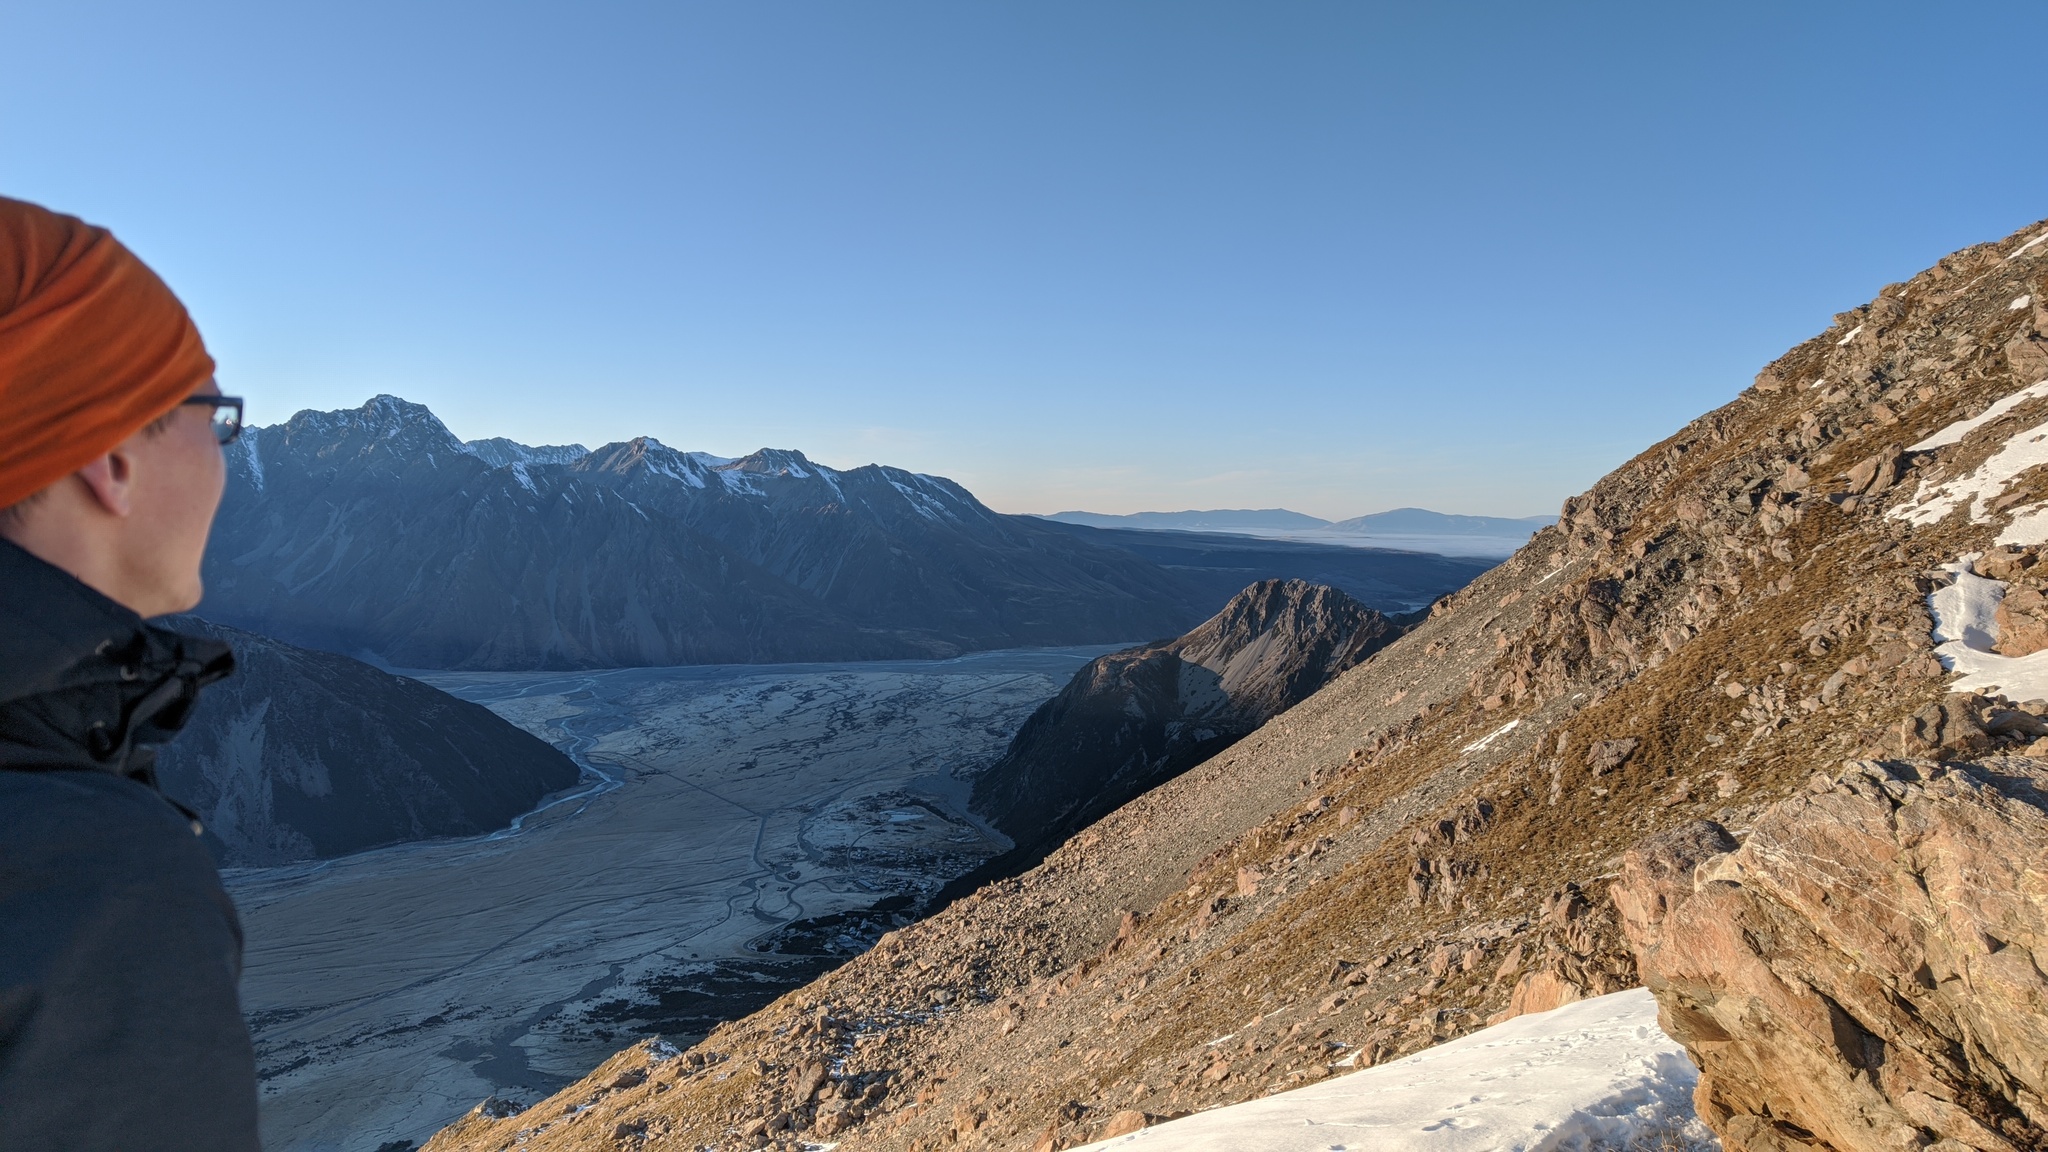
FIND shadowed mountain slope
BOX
[153,618,581,866]
[971,580,1399,863]
[425,215,2048,1152]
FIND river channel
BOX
[227,645,1114,1152]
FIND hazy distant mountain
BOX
[1032,522,1490,615]
[969,579,1397,864]
[1043,508,1331,531]
[203,397,1206,669]
[1038,505,1556,558]
[1326,507,1556,537]
[154,617,580,866]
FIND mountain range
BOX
[424,217,2048,1152]
[200,398,1484,669]
[1043,507,1557,557]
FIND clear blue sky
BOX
[4,2,2043,519]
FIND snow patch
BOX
[889,477,955,522]
[1891,381,2048,540]
[2001,504,2048,547]
[1925,555,2048,700]
[2014,295,2035,312]
[2010,230,2048,260]
[719,469,763,496]
[1837,324,1864,346]
[1461,719,1519,754]
[1891,425,2048,534]
[1076,989,1708,1152]
[510,461,538,495]
[1906,380,2048,451]
[240,427,264,493]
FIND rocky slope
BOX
[971,580,1398,866]
[206,401,1482,670]
[426,214,2048,1152]
[153,618,581,865]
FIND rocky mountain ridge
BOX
[970,580,1398,868]
[206,402,1481,671]
[208,400,1199,668]
[426,214,2048,1152]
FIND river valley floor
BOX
[227,646,1116,1152]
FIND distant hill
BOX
[1044,508,1331,532]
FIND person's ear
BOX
[72,449,136,517]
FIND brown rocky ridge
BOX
[968,579,1399,872]
[425,214,2048,1152]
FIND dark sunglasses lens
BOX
[212,405,243,444]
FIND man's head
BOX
[0,197,225,618]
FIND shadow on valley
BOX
[586,895,919,1047]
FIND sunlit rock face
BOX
[153,617,580,865]
[1617,761,2048,1152]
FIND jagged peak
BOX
[576,438,716,488]
[1175,578,1389,676]
[280,394,465,455]
[722,448,831,479]
[1196,577,1368,635]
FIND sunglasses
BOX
[179,395,246,445]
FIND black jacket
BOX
[0,538,259,1151]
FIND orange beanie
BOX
[0,196,215,509]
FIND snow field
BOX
[1075,989,1713,1152]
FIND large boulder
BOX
[1614,760,2048,1152]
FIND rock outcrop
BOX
[153,618,581,865]
[970,580,1399,863]
[1616,760,2048,1152]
